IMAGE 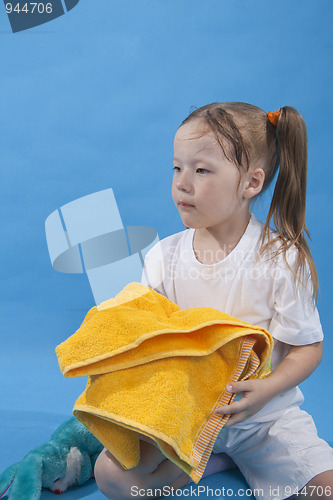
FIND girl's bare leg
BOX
[296,470,333,499]
[94,439,189,500]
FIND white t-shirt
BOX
[141,214,323,426]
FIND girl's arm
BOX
[214,341,323,427]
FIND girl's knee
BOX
[303,470,333,499]
[94,445,188,499]
[94,448,136,499]
[94,449,112,498]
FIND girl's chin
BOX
[179,217,204,230]
[177,210,208,230]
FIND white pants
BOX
[210,406,333,500]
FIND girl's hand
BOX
[214,342,323,427]
[214,378,274,427]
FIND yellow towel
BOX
[56,282,273,483]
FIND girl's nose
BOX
[176,170,193,192]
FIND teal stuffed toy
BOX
[0,417,103,499]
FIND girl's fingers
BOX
[214,399,246,415]
[227,380,253,394]
[214,405,232,415]
[224,413,246,427]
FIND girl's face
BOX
[172,120,252,234]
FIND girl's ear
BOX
[243,168,265,199]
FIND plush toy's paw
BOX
[0,463,19,498]
[0,453,43,500]
[49,447,83,494]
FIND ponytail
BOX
[261,106,319,301]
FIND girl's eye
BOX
[196,168,209,174]
[172,166,181,172]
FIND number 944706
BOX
[6,2,53,14]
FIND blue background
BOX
[0,1,332,498]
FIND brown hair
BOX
[181,102,319,301]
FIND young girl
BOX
[94,102,333,499]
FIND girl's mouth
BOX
[179,201,194,209]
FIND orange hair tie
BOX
[267,110,280,128]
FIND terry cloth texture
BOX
[56,283,273,483]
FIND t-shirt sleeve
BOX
[268,256,323,346]
[141,242,167,297]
